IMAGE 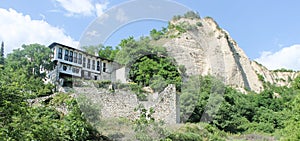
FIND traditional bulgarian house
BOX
[47,42,128,86]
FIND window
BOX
[97,61,100,71]
[50,48,55,59]
[87,59,91,69]
[69,51,73,62]
[74,52,77,63]
[58,48,63,59]
[103,62,106,72]
[78,53,82,64]
[83,57,86,67]
[63,65,67,71]
[92,60,95,70]
[64,50,69,61]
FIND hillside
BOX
[152,16,299,93]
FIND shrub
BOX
[184,11,201,19]
[257,74,265,82]
[94,80,111,88]
[129,83,148,101]
[196,22,203,27]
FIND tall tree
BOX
[5,44,53,78]
[81,44,102,56]
[0,41,4,66]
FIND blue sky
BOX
[0,0,299,70]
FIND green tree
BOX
[4,44,54,97]
[150,29,164,40]
[184,11,201,19]
[281,94,300,140]
[181,75,225,123]
[0,41,4,66]
[115,36,167,65]
[98,45,120,60]
[6,44,53,79]
[292,76,300,89]
[81,44,102,55]
[129,55,181,91]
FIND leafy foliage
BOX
[115,36,167,65]
[184,11,201,19]
[98,45,120,60]
[134,105,168,141]
[81,45,101,55]
[129,55,182,91]
[150,27,167,40]
[0,41,4,66]
[280,94,300,140]
[181,74,300,139]
[272,68,295,72]
[172,11,201,21]
[292,76,300,89]
[180,75,225,123]
[165,123,226,141]
[0,44,104,140]
[6,44,53,79]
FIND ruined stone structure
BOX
[74,84,179,124]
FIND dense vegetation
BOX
[177,74,300,140]
[0,44,105,140]
[113,36,183,92]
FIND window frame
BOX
[69,51,73,62]
[97,61,100,71]
[92,60,95,70]
[83,57,86,68]
[58,48,63,59]
[87,58,91,69]
[73,52,77,63]
[78,53,82,64]
[102,62,106,72]
[64,49,69,61]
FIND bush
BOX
[166,123,226,141]
[257,74,265,82]
[184,11,201,19]
[150,29,164,40]
[150,75,168,92]
[94,80,111,88]
[292,76,300,89]
[196,22,203,27]
[172,15,182,21]
[129,83,148,101]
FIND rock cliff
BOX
[157,17,299,93]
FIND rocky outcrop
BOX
[160,17,298,93]
[251,61,299,87]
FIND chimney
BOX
[95,52,99,57]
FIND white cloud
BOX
[255,45,300,70]
[0,8,79,55]
[116,8,128,23]
[55,0,108,17]
[86,30,100,37]
[95,1,109,17]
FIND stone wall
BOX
[74,84,179,124]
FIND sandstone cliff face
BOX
[251,61,299,87]
[160,17,298,93]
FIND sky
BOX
[0,0,299,70]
